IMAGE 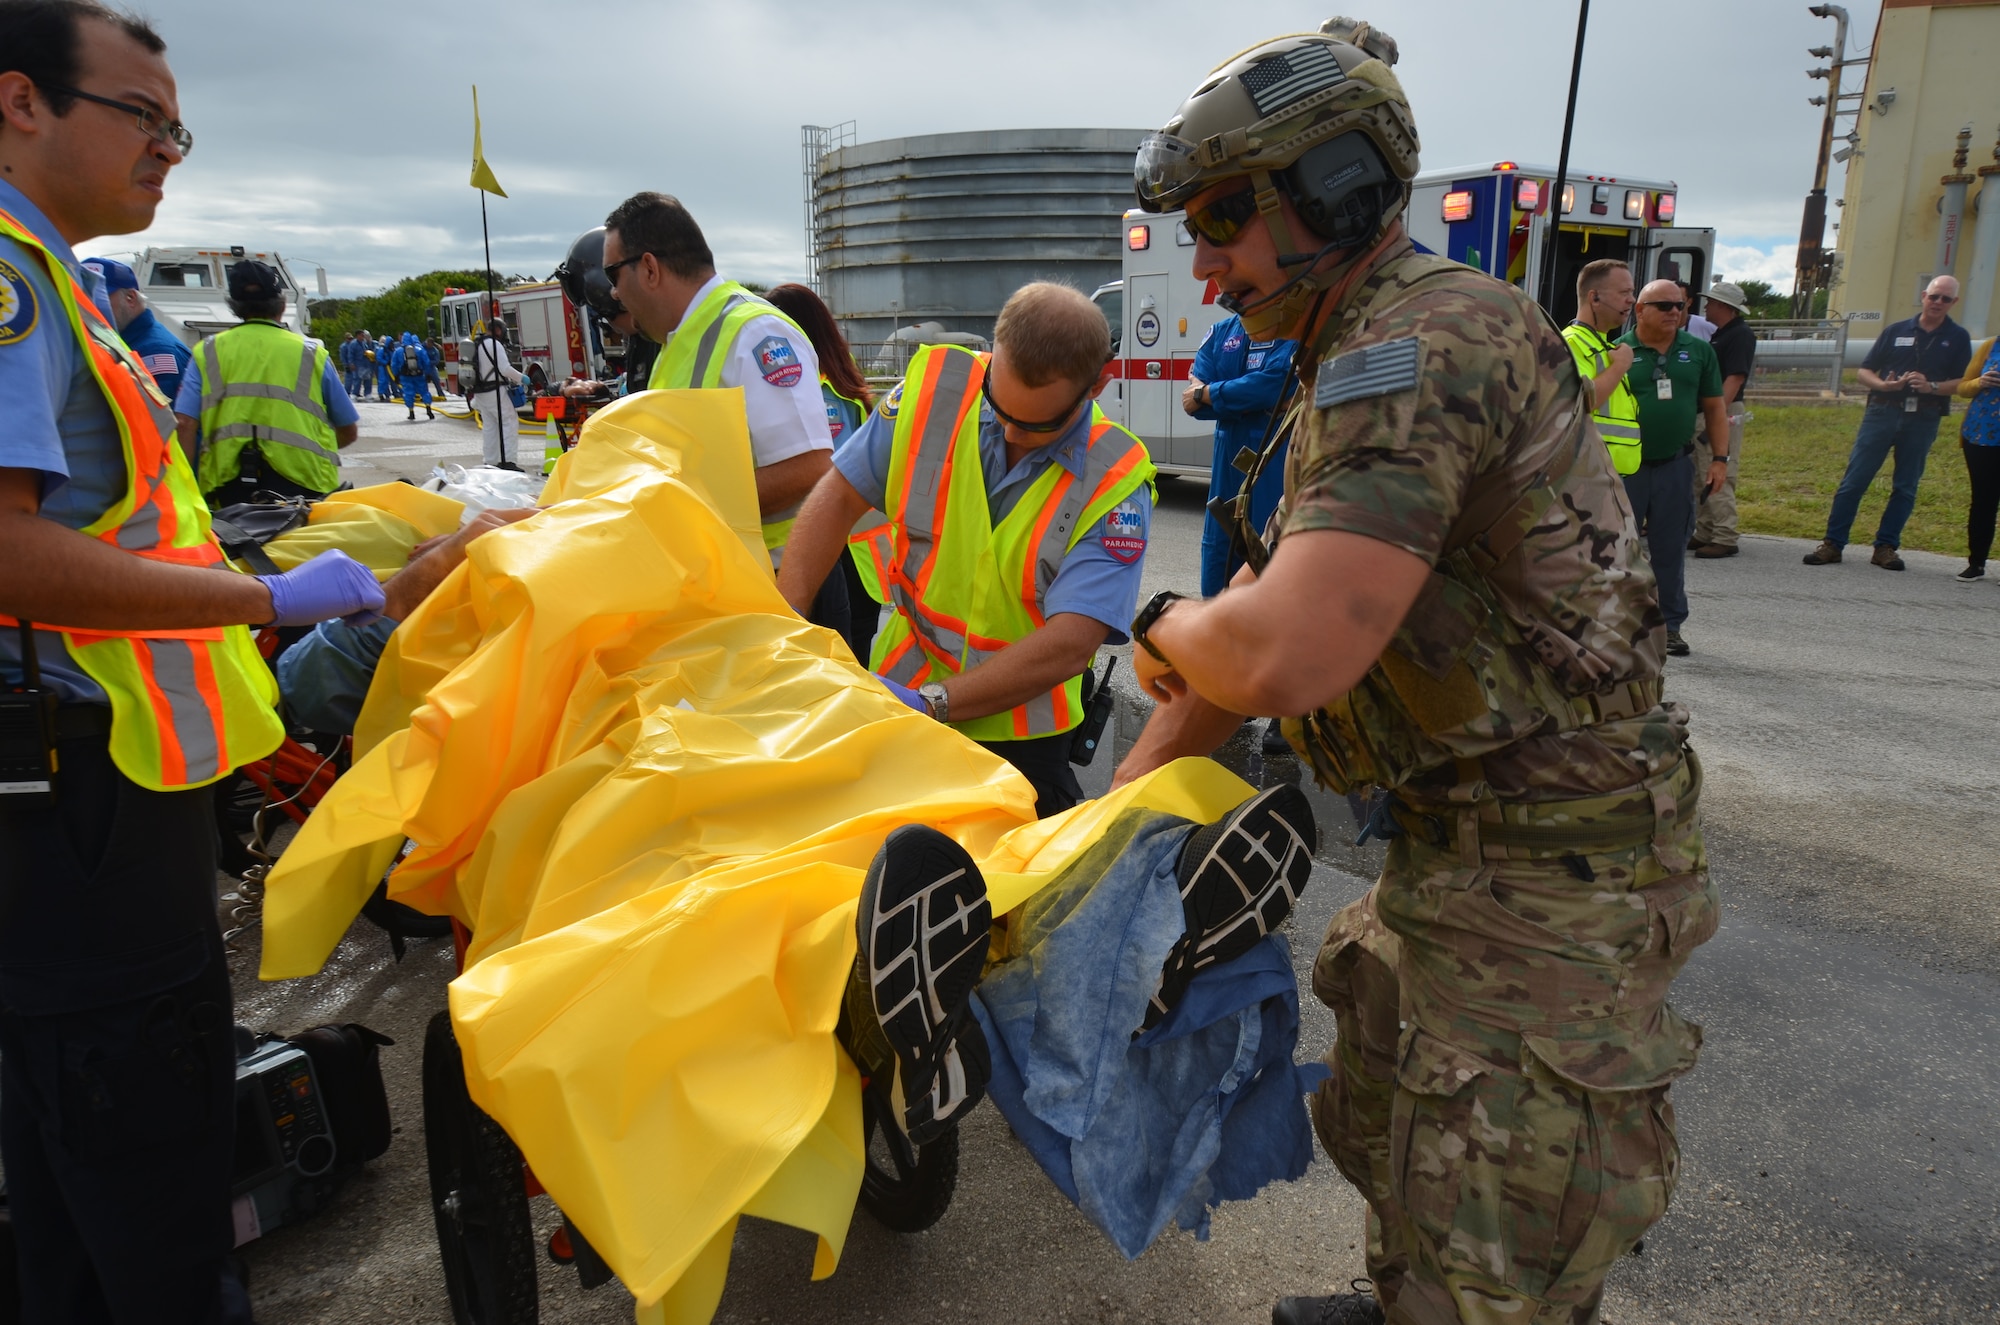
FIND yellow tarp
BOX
[258,388,1251,1318]
[229,482,467,582]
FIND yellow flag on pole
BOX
[470,86,507,197]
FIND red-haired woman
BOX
[765,284,881,661]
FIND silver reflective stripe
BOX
[201,336,223,417]
[116,500,160,550]
[207,420,337,458]
[881,645,928,686]
[144,638,220,784]
[1030,426,1145,606]
[894,351,976,587]
[889,582,967,662]
[1017,687,1058,736]
[687,294,749,386]
[1597,419,1643,440]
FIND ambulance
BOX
[1094,163,1713,479]
[433,282,621,398]
[129,245,314,343]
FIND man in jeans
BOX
[1805,275,1973,570]
[1621,279,1730,656]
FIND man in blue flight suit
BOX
[1183,310,1296,598]
[393,330,435,420]
[83,254,190,401]
[373,328,394,400]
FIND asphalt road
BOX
[232,430,2000,1322]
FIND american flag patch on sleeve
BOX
[1314,337,1423,409]
[142,352,178,375]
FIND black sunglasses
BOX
[41,83,192,154]
[1643,300,1687,312]
[603,252,651,287]
[981,371,1096,434]
[1182,186,1261,246]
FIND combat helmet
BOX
[1134,17,1420,334]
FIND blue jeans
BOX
[1622,451,1696,631]
[1824,402,1944,549]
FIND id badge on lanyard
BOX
[1654,358,1673,402]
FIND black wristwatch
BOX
[1131,590,1185,665]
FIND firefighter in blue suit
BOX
[1184,312,1297,596]
[392,332,435,419]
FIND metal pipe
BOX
[1961,126,2000,339]
[1937,126,1975,279]
[1537,0,1590,314]
[1795,4,1851,316]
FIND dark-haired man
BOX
[602,191,835,579]
[174,256,358,502]
[0,3,382,1320]
[778,281,1154,818]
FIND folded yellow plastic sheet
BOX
[228,481,467,581]
[256,387,1253,1319]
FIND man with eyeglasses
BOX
[0,2,385,1321]
[1804,274,1972,571]
[1111,20,1715,1324]
[777,281,1154,818]
[1619,278,1729,657]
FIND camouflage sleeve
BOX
[1280,282,1551,565]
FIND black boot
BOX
[1272,1283,1385,1325]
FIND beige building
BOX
[1829,0,2000,337]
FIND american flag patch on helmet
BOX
[1240,44,1347,116]
[1314,337,1422,409]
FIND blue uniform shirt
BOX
[1190,314,1296,596]
[833,381,1151,642]
[172,336,360,446]
[0,180,133,701]
[119,306,192,404]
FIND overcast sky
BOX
[111,0,1881,299]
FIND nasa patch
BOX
[753,334,803,388]
[1223,334,1244,353]
[0,258,40,347]
[1100,500,1147,564]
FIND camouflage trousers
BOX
[1692,405,1747,548]
[1309,755,1716,1324]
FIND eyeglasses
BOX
[1642,300,1687,312]
[981,371,1095,434]
[1181,186,1261,247]
[602,252,650,288]
[40,84,192,155]
[1925,292,1958,304]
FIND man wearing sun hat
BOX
[1691,279,1756,558]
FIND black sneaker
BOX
[1957,564,1985,584]
[1261,718,1290,755]
[856,825,992,1147]
[1141,784,1316,1034]
[1665,629,1690,657]
[1272,1285,1385,1325]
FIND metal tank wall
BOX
[814,128,1148,346]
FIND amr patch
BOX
[0,258,40,347]
[753,335,803,388]
[1101,501,1147,564]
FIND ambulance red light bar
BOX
[1655,192,1677,223]
[1441,190,1475,223]
[1492,161,1519,172]
[1624,190,1646,221]
[1514,179,1542,212]
[1127,224,1151,251]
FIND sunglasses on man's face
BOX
[1182,186,1261,247]
[1642,300,1687,313]
[1925,293,1958,305]
[981,372,1095,434]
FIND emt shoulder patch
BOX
[0,258,41,347]
[1314,335,1422,410]
[1100,500,1147,564]
[752,334,803,388]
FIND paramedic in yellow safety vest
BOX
[599,191,849,634]
[0,7,386,1319]
[1560,257,1643,476]
[779,282,1157,818]
[172,257,359,504]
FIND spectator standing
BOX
[1620,278,1729,656]
[1678,279,1716,341]
[1183,311,1296,597]
[1803,275,1973,570]
[1952,329,2000,582]
[1691,280,1757,559]
[1560,258,1642,476]
[83,254,189,399]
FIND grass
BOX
[1738,401,1974,557]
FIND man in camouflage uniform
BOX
[1113,19,1716,1325]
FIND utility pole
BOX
[1537,0,1590,314]
[1794,4,1867,318]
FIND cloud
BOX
[1714,243,1801,291]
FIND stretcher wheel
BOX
[423,1010,539,1324]
[857,1087,958,1233]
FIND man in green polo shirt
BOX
[1620,278,1730,657]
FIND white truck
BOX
[1093,162,1715,479]
[128,246,315,344]
[434,283,618,398]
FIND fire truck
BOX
[432,283,622,398]
[1094,161,1714,479]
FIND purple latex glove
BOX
[258,549,387,627]
[876,673,930,715]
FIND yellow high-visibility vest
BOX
[1562,322,1643,475]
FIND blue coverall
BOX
[1189,314,1297,597]
[393,334,434,413]
[375,337,394,399]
